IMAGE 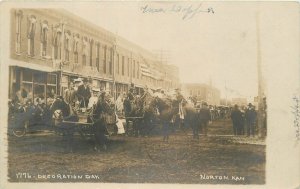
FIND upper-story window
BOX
[122,56,125,76]
[116,53,119,74]
[109,48,113,75]
[89,39,94,67]
[82,36,88,66]
[127,57,130,77]
[27,15,37,57]
[64,30,71,62]
[73,33,80,63]
[103,45,107,74]
[133,60,135,78]
[137,61,140,79]
[52,24,62,60]
[40,20,48,57]
[15,10,23,54]
[96,42,100,71]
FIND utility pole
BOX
[256,11,264,138]
[59,20,65,96]
[225,80,228,106]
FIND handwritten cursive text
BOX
[292,95,300,141]
[140,3,215,20]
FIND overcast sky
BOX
[65,2,269,101]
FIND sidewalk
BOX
[228,136,266,145]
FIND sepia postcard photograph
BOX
[0,1,299,189]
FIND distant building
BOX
[162,64,180,90]
[182,83,221,105]
[232,98,248,107]
[220,98,232,106]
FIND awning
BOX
[9,59,56,73]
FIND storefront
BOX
[9,66,58,105]
[115,82,129,98]
[9,65,143,105]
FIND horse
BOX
[151,94,201,140]
[92,92,114,151]
[136,91,159,136]
[183,103,201,139]
[122,89,162,137]
[149,96,178,141]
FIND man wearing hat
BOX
[77,78,91,108]
[198,102,212,137]
[245,103,257,137]
[64,81,78,107]
[231,104,243,136]
[127,87,135,101]
[88,87,100,108]
[175,88,184,102]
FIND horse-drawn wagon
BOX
[51,98,117,141]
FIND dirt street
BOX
[7,119,265,184]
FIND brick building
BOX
[9,9,180,102]
[181,83,221,105]
[231,98,248,107]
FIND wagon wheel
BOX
[77,113,94,141]
[12,120,28,137]
[9,113,28,137]
[78,124,94,141]
[78,129,87,140]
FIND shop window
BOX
[100,81,106,91]
[33,72,46,84]
[61,75,69,93]
[34,84,45,101]
[46,86,56,99]
[22,83,33,101]
[20,70,34,103]
[46,73,57,105]
[109,82,114,97]
[47,74,57,85]
[22,69,33,82]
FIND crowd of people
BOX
[9,79,264,146]
[231,103,258,137]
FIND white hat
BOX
[92,88,100,92]
[74,78,82,83]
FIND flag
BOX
[140,63,152,77]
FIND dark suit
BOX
[245,108,257,136]
[64,88,77,107]
[77,85,91,108]
[199,107,211,136]
[231,108,243,135]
